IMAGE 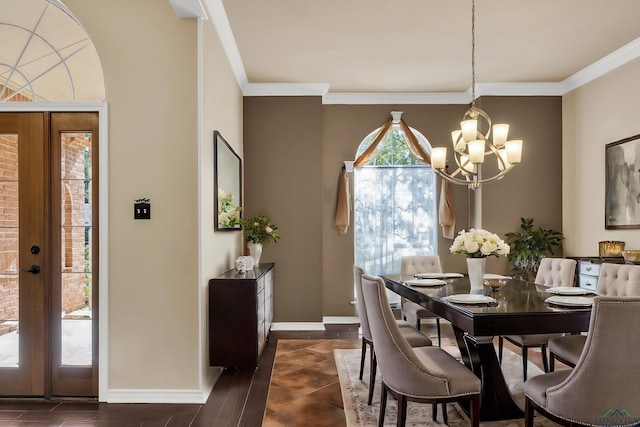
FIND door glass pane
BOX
[0,134,19,366]
[60,133,92,366]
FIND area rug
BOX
[335,346,560,427]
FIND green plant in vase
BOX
[241,214,281,264]
[505,217,564,282]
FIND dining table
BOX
[382,274,594,421]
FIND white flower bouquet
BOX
[450,228,510,258]
[218,188,242,228]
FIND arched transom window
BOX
[0,0,104,102]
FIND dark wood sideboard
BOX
[208,263,274,368]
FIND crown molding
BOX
[169,0,207,18]
[561,37,640,94]
[242,83,329,97]
[203,0,248,89]
[322,92,470,105]
[474,82,563,97]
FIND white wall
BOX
[563,57,640,255]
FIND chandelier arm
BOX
[434,167,511,190]
[433,169,474,186]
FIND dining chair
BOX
[524,296,640,427]
[361,274,480,427]
[353,265,432,405]
[548,262,640,371]
[400,255,443,346]
[498,257,576,380]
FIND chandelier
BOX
[430,0,523,190]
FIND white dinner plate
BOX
[545,296,594,307]
[546,287,594,296]
[404,278,448,287]
[447,294,496,304]
[483,273,512,280]
[414,272,464,279]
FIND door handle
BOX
[22,265,41,274]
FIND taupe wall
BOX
[244,97,324,322]
[245,96,563,321]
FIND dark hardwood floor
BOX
[0,328,359,427]
[0,322,552,426]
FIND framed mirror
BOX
[214,130,242,230]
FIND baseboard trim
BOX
[271,317,361,331]
[271,322,325,331]
[323,316,360,325]
[106,387,212,404]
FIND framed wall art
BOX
[605,134,640,229]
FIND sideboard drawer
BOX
[578,262,601,277]
[578,274,598,291]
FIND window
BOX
[0,0,104,102]
[354,126,437,286]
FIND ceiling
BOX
[4,1,640,103]
[217,0,640,99]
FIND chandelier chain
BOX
[471,0,476,107]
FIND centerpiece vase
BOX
[467,257,486,291]
[247,242,263,265]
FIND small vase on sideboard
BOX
[248,242,263,265]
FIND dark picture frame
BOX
[214,131,242,231]
[605,134,640,229]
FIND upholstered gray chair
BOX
[549,262,640,370]
[353,265,432,405]
[524,296,640,426]
[361,274,480,426]
[498,258,576,379]
[400,255,443,346]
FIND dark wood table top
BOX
[383,275,593,337]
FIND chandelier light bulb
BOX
[492,124,509,148]
[461,119,478,142]
[468,140,486,164]
[460,155,474,174]
[451,130,465,152]
[505,140,523,164]
[497,148,511,171]
[431,147,447,169]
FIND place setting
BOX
[403,278,448,287]
[544,286,597,307]
[404,272,464,287]
[544,295,595,307]
[446,294,498,305]
[413,272,464,279]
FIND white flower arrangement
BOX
[449,228,510,258]
[218,188,242,228]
